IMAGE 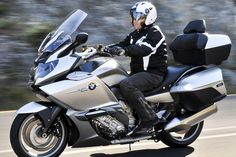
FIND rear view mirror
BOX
[57,32,88,58]
[76,32,88,45]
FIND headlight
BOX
[34,60,59,80]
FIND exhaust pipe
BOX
[164,104,218,132]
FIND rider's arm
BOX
[115,34,131,48]
[125,29,165,57]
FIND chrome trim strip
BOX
[146,92,174,103]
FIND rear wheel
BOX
[160,121,204,148]
[10,114,68,157]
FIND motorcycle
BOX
[10,10,231,157]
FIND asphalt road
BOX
[1,96,236,157]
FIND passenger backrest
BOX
[170,19,231,65]
[183,19,206,34]
[170,19,208,53]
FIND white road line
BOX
[63,133,236,155]
[0,150,13,154]
[203,126,236,131]
[228,94,236,97]
[63,145,129,155]
[199,133,236,140]
[0,110,16,114]
[2,132,236,155]
[63,142,164,155]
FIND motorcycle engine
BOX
[92,115,126,139]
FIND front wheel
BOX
[10,113,68,157]
[160,121,204,148]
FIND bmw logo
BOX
[145,9,150,14]
[88,83,97,90]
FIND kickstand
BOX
[129,144,132,151]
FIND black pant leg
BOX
[119,72,163,121]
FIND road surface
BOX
[0,96,236,157]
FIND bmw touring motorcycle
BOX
[10,10,232,157]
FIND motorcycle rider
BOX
[106,1,168,135]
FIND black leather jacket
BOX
[117,24,168,76]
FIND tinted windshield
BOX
[35,10,87,80]
[39,9,88,53]
[34,60,59,79]
[55,10,87,36]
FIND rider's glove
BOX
[105,46,126,56]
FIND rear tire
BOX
[160,121,204,148]
[10,113,68,157]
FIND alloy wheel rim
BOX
[18,114,65,157]
[168,123,200,142]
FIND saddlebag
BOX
[170,66,227,112]
[178,88,226,112]
[170,19,231,65]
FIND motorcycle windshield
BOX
[40,9,88,53]
[35,10,87,80]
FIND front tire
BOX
[160,121,204,148]
[10,114,68,157]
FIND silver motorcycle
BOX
[10,10,231,157]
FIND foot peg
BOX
[126,125,151,136]
[127,121,142,136]
[126,118,159,136]
[156,110,171,122]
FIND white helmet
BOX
[130,1,157,26]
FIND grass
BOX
[0,2,9,15]
[0,87,38,111]
[0,18,16,30]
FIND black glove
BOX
[105,46,126,56]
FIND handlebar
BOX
[58,43,113,60]
[79,44,113,58]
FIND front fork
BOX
[36,106,63,134]
[16,102,64,137]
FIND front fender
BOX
[17,102,48,114]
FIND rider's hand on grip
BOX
[106,46,126,56]
[96,44,104,53]
[103,46,111,53]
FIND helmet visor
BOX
[130,10,146,21]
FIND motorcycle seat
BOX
[144,65,193,97]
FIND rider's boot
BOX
[127,96,159,136]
